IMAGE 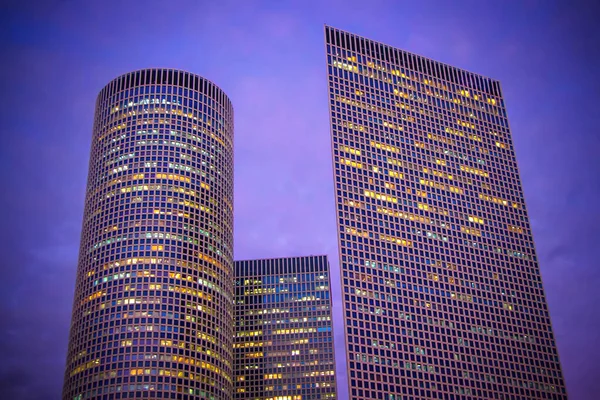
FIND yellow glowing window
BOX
[341,145,361,156]
[154,173,191,183]
[427,133,455,145]
[364,190,397,203]
[478,193,509,206]
[456,119,475,129]
[380,234,412,247]
[345,227,369,238]
[468,216,485,224]
[370,140,400,153]
[340,158,362,169]
[460,165,489,177]
[445,127,465,137]
[461,226,481,236]
[508,225,524,233]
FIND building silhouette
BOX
[63,69,235,400]
[325,26,567,399]
[234,256,337,400]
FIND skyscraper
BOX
[63,69,235,400]
[234,256,337,400]
[325,26,567,399]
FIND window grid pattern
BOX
[63,69,235,400]
[325,26,567,400]
[234,256,337,400]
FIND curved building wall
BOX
[63,68,234,400]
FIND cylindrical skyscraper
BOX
[63,69,234,400]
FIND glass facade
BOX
[63,69,234,400]
[234,256,337,400]
[325,26,567,399]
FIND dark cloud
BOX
[1,0,599,399]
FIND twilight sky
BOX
[1,0,599,399]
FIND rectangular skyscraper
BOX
[234,255,337,399]
[325,26,567,399]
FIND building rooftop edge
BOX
[324,24,501,84]
[235,254,329,263]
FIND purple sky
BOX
[1,0,599,399]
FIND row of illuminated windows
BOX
[100,112,220,138]
[82,212,227,243]
[338,141,493,182]
[330,101,511,161]
[348,359,562,393]
[87,277,225,305]
[86,193,229,222]
[332,91,506,145]
[93,173,217,197]
[327,60,499,119]
[97,123,228,157]
[106,88,221,109]
[333,132,511,186]
[347,333,559,373]
[348,383,559,400]
[346,330,557,366]
[329,87,510,144]
[96,157,217,184]
[67,384,222,400]
[344,269,543,315]
[84,209,216,235]
[339,197,524,236]
[94,145,227,175]
[336,187,526,231]
[69,378,228,398]
[90,231,200,252]
[97,121,224,155]
[341,251,542,288]
[97,144,217,176]
[346,309,549,349]
[339,213,532,255]
[79,284,214,308]
[83,251,223,282]
[85,237,220,262]
[90,225,219,250]
[104,93,227,123]
[345,269,545,311]
[88,202,213,222]
[332,94,504,144]
[343,301,551,345]
[327,47,503,111]
[94,144,223,174]
[236,274,330,284]
[106,102,223,126]
[338,211,533,255]
[334,151,518,202]
[327,59,508,128]
[80,256,229,292]
[70,315,230,357]
[339,218,533,258]
[333,135,521,197]
[344,283,546,323]
[342,257,543,303]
